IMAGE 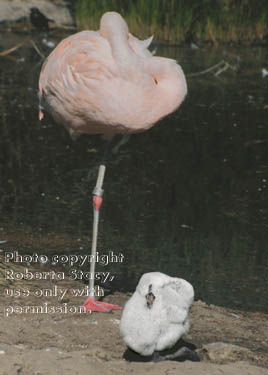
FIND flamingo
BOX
[120,272,200,362]
[38,12,187,312]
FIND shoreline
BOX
[0,294,267,374]
[0,251,268,373]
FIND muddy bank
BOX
[0,253,267,375]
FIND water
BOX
[0,30,267,313]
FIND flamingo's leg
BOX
[83,139,122,312]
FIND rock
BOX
[201,342,256,363]
[0,0,73,26]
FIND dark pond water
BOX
[0,30,268,313]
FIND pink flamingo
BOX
[39,12,187,312]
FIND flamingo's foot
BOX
[83,297,122,313]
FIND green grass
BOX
[75,0,268,44]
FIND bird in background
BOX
[120,272,200,362]
[30,7,54,31]
[38,12,187,312]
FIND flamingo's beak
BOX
[39,110,44,121]
[38,89,45,121]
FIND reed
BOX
[75,0,268,44]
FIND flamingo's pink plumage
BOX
[39,12,187,139]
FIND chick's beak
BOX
[145,292,155,309]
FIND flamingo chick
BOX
[38,12,187,312]
[120,272,200,362]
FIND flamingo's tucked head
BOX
[100,11,129,41]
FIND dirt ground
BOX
[0,249,268,375]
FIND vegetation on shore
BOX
[75,0,268,44]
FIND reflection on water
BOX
[0,31,268,313]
